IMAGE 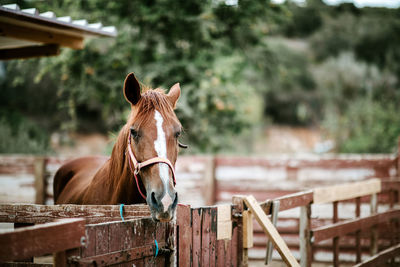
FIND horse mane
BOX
[108,88,180,185]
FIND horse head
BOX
[123,73,183,222]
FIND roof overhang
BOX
[0,4,117,60]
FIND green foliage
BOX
[0,112,50,154]
[315,53,400,153]
[1,0,285,153]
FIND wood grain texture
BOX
[0,204,150,224]
[217,204,232,240]
[243,195,300,267]
[0,218,85,261]
[313,179,381,204]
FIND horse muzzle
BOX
[148,191,178,222]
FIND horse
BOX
[53,73,186,222]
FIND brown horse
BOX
[53,73,184,222]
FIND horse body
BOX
[53,73,182,221]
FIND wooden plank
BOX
[0,44,60,60]
[313,179,381,204]
[216,240,226,266]
[353,243,400,267]
[81,225,96,258]
[232,196,245,266]
[210,207,217,266]
[272,191,313,212]
[192,208,202,267]
[72,241,169,266]
[95,223,109,255]
[201,208,211,266]
[0,21,84,49]
[217,205,232,240]
[242,210,253,249]
[0,218,84,261]
[34,157,46,204]
[312,209,400,242]
[0,204,150,224]
[299,204,312,267]
[243,195,300,267]
[370,193,378,256]
[177,204,192,266]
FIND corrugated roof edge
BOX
[1,3,117,37]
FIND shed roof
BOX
[0,3,117,60]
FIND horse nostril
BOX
[151,192,158,207]
[172,192,178,208]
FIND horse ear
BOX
[167,83,181,109]
[123,73,141,105]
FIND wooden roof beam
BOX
[0,44,60,60]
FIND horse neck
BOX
[108,125,146,204]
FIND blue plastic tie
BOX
[154,240,159,257]
[120,204,125,222]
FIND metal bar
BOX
[265,200,280,264]
[299,204,312,267]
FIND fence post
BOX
[299,204,312,267]
[232,195,245,266]
[34,157,46,204]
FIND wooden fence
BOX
[1,178,399,266]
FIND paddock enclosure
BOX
[1,141,400,266]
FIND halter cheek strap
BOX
[126,132,177,200]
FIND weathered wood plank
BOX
[0,204,150,224]
[210,207,217,266]
[0,218,85,261]
[217,204,232,240]
[243,210,253,249]
[201,208,211,266]
[243,195,300,267]
[192,208,202,267]
[299,204,312,267]
[260,191,313,214]
[312,208,400,242]
[313,179,381,204]
[353,243,400,267]
[177,204,192,266]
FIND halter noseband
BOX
[126,132,177,200]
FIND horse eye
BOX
[174,131,181,138]
[130,127,140,140]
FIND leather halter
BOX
[126,132,177,200]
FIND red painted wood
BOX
[81,225,96,258]
[95,223,109,255]
[192,208,202,267]
[177,204,192,266]
[201,208,211,266]
[209,207,217,266]
[0,218,85,262]
[216,240,226,266]
[231,223,238,267]
[355,197,361,263]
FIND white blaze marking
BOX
[154,110,173,211]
